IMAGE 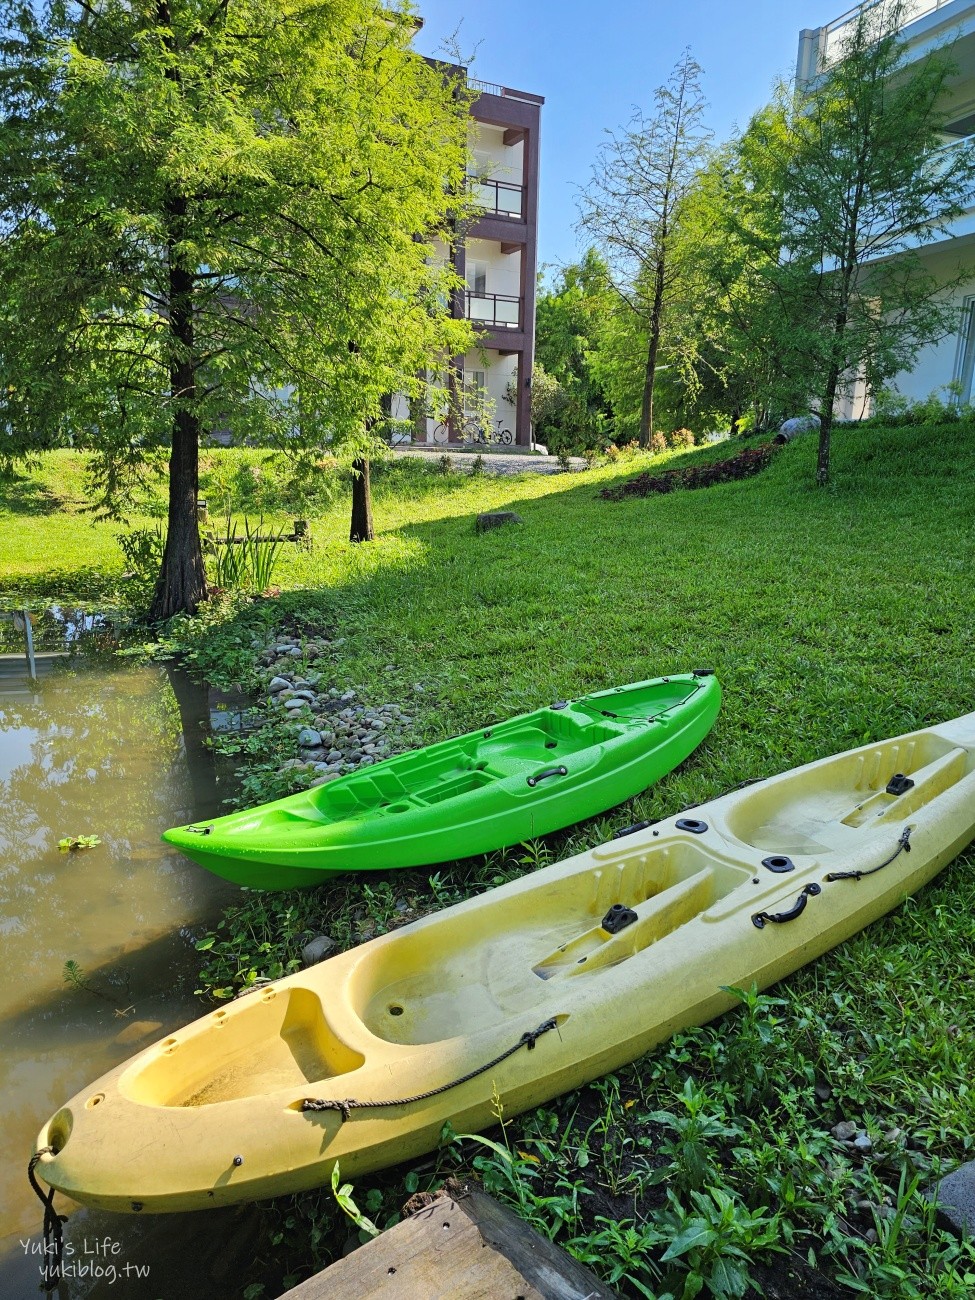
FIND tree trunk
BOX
[350,457,374,543]
[151,407,208,618]
[817,305,849,488]
[638,259,667,447]
[817,372,837,488]
[149,199,208,621]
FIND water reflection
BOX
[0,658,244,1295]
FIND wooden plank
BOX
[278,1183,617,1300]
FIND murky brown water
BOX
[0,656,261,1298]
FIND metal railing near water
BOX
[8,610,36,678]
[0,606,125,676]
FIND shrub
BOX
[865,386,975,429]
[600,442,778,500]
[116,524,166,605]
[667,427,695,449]
[649,431,667,455]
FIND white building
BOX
[393,74,543,447]
[798,0,975,414]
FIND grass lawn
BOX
[4,428,975,1296]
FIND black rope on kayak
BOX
[825,827,913,882]
[301,1018,560,1122]
[27,1147,66,1294]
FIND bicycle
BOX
[432,416,513,446]
[461,417,514,446]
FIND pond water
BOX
[0,655,264,1299]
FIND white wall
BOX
[886,240,975,402]
[465,238,522,299]
[472,122,524,186]
[462,350,518,431]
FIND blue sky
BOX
[414,0,842,275]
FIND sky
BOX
[414,0,845,276]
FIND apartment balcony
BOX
[470,176,525,220]
[468,78,545,108]
[798,0,975,83]
[466,291,522,331]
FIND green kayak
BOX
[162,672,721,890]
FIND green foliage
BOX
[0,0,476,613]
[653,1186,784,1300]
[646,1079,743,1194]
[864,387,975,429]
[206,517,287,594]
[578,52,712,444]
[57,834,101,852]
[719,3,975,482]
[330,1163,380,1240]
[533,251,614,452]
[116,524,167,610]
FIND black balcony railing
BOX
[469,176,525,219]
[466,291,522,330]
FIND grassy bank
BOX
[6,429,975,1296]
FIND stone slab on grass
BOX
[475,511,524,533]
[929,1160,975,1236]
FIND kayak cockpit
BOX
[724,732,971,855]
[353,840,751,1046]
[119,987,364,1108]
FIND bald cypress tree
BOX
[0,0,473,615]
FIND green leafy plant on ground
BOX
[206,515,288,593]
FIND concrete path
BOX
[392,446,587,476]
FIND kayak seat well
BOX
[533,843,751,980]
[474,715,622,770]
[725,734,969,855]
[352,843,750,1045]
[120,988,364,1108]
[577,680,699,721]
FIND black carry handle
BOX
[526,765,568,788]
[752,883,821,930]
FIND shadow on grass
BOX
[0,471,64,516]
[182,420,975,812]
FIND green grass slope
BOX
[5,428,975,1295]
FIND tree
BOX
[747,0,975,482]
[577,51,712,445]
[659,118,814,436]
[0,0,473,616]
[533,250,613,450]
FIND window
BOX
[953,297,975,403]
[468,263,488,296]
[464,370,487,411]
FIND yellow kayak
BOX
[35,711,975,1213]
